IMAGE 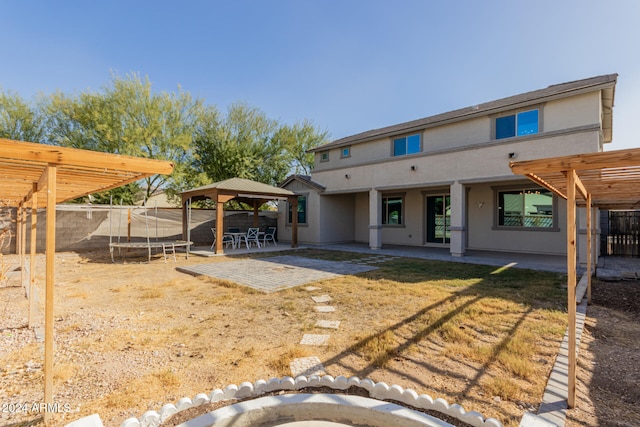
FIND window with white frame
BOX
[341,146,351,158]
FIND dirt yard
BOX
[1,249,638,427]
[566,279,640,426]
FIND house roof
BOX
[311,74,617,152]
[280,175,326,192]
[0,138,175,208]
[510,146,640,210]
[181,177,295,202]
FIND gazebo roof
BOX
[181,177,294,202]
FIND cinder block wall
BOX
[0,206,278,254]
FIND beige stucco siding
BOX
[543,92,601,133]
[313,129,601,192]
[425,117,491,152]
[318,194,356,243]
[466,183,567,255]
[278,180,319,244]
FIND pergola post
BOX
[19,201,25,289]
[44,164,57,423]
[29,184,38,329]
[586,193,593,305]
[567,169,577,409]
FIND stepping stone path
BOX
[290,356,327,377]
[291,255,398,377]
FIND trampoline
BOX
[109,198,193,263]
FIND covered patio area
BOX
[180,177,299,254]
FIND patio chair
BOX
[238,227,261,249]
[262,226,277,246]
[211,228,235,250]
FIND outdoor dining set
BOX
[210,226,277,250]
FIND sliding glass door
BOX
[426,195,451,244]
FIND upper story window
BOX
[496,109,539,139]
[320,151,329,162]
[341,146,351,158]
[393,134,421,156]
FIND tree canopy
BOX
[1,74,329,205]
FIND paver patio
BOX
[176,255,378,292]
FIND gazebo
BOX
[510,146,640,408]
[0,138,174,422]
[180,177,299,253]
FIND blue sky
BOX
[1,0,639,149]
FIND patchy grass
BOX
[1,249,568,427]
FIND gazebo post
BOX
[253,200,260,228]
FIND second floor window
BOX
[496,109,539,139]
[393,134,421,156]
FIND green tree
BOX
[272,119,329,175]
[193,103,328,187]
[0,89,46,142]
[44,73,204,202]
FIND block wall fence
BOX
[0,205,278,255]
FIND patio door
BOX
[426,195,450,244]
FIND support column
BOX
[290,196,299,248]
[29,184,38,329]
[369,188,382,250]
[586,194,592,305]
[567,169,577,409]
[44,164,57,423]
[449,181,467,257]
[215,193,225,254]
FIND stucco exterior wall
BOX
[313,93,604,176]
[466,183,568,255]
[317,194,356,243]
[313,129,601,192]
[543,92,601,133]
[425,117,490,152]
[278,180,320,244]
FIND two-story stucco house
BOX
[278,74,617,260]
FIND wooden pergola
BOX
[180,177,298,254]
[0,138,174,422]
[510,146,640,408]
